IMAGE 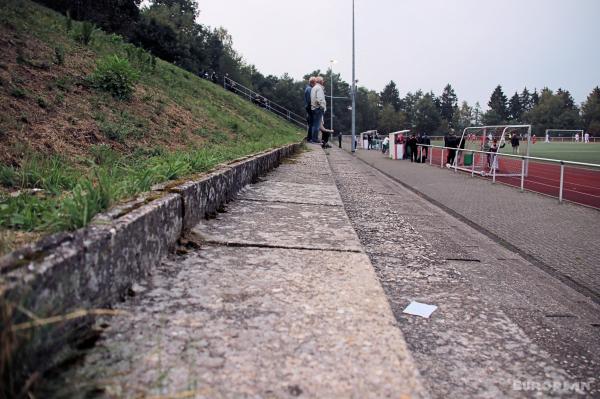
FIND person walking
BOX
[310,76,327,144]
[367,133,373,150]
[304,77,316,142]
[338,132,343,148]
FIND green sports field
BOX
[514,142,600,164]
[431,140,600,164]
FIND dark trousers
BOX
[322,131,331,145]
[410,147,418,162]
[447,149,456,165]
[306,107,313,141]
[422,147,428,161]
[338,134,342,148]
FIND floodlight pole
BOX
[330,60,337,131]
[351,0,356,153]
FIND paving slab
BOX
[238,181,342,206]
[49,247,423,398]
[192,200,362,252]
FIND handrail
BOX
[417,143,600,168]
[223,76,307,128]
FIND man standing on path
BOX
[310,76,327,144]
[304,77,316,142]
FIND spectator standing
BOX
[304,77,316,141]
[310,76,327,144]
[407,134,418,162]
[511,132,520,154]
[421,133,430,162]
[445,130,458,166]
[338,132,343,148]
[367,134,373,150]
[382,136,389,154]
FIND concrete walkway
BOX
[48,146,425,398]
[342,140,600,304]
[328,145,599,397]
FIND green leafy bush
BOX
[90,55,139,100]
[74,21,95,45]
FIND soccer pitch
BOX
[431,139,600,164]
[502,142,600,164]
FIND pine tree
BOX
[473,102,482,125]
[488,85,509,121]
[581,87,600,135]
[509,92,523,121]
[440,84,458,123]
[380,81,402,112]
[531,89,540,107]
[520,87,531,111]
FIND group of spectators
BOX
[304,76,334,149]
[381,133,431,162]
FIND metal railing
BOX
[427,135,599,143]
[223,76,307,129]
[417,143,600,207]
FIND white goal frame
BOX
[544,129,584,143]
[453,124,532,177]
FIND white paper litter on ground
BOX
[403,301,438,318]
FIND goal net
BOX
[451,125,532,177]
[543,129,584,143]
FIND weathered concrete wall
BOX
[0,142,301,393]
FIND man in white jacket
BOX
[310,76,327,143]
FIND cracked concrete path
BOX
[46,146,425,398]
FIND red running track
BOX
[427,148,600,209]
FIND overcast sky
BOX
[197,0,599,109]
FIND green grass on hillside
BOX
[0,0,303,255]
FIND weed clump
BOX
[90,55,139,100]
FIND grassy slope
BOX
[0,0,302,254]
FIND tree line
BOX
[34,0,600,137]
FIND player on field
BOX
[511,132,520,154]
[584,132,590,143]
[575,132,580,142]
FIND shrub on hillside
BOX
[74,21,95,45]
[90,55,139,100]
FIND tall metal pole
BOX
[330,60,334,131]
[351,0,356,153]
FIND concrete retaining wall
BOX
[0,142,301,392]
